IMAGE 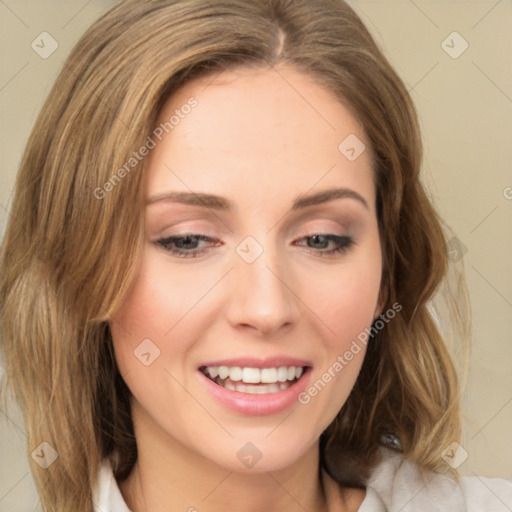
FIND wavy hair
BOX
[0,0,469,510]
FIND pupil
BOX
[309,235,328,249]
[177,236,197,249]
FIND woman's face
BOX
[110,65,382,473]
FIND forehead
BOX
[145,65,375,212]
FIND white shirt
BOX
[93,449,512,511]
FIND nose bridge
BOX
[227,233,298,335]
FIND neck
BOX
[118,402,330,512]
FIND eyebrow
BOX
[146,187,369,211]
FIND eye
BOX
[295,234,355,257]
[155,233,355,259]
[155,234,219,258]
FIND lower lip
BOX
[198,370,311,416]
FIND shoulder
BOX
[361,447,512,511]
[93,459,132,512]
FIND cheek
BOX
[314,244,382,346]
[111,250,211,355]
[109,251,211,432]
[109,254,196,401]
[298,246,381,417]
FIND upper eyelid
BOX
[156,229,349,240]
[151,215,358,238]
[147,204,364,228]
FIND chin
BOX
[198,435,318,474]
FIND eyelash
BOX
[155,233,354,259]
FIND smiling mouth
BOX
[199,365,309,394]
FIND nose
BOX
[226,242,300,337]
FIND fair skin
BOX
[110,64,382,512]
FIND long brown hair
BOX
[0,0,469,510]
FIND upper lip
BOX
[198,356,312,369]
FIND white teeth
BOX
[230,381,292,394]
[242,367,261,383]
[218,366,229,379]
[260,368,277,383]
[277,366,288,382]
[205,365,304,384]
[229,366,243,381]
[268,383,279,393]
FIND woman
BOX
[1,0,510,511]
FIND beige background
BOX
[0,1,511,510]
